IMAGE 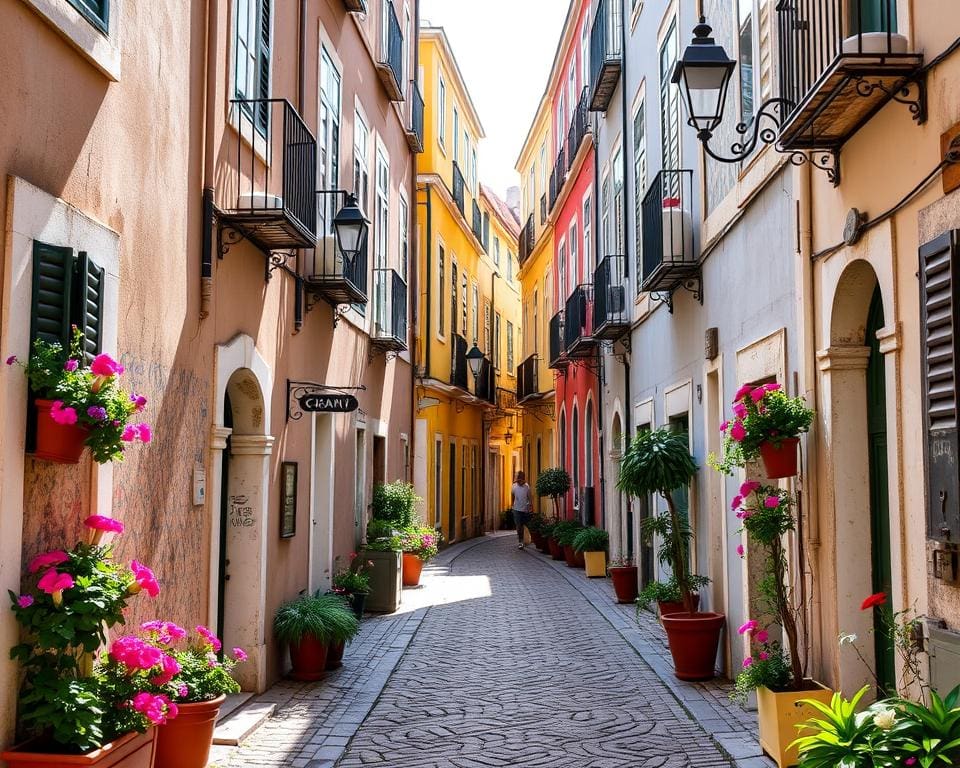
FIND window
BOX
[438,74,447,149]
[660,19,681,176]
[573,406,580,507]
[235,0,272,135]
[438,244,445,335]
[583,195,592,277]
[484,300,492,353]
[507,320,515,373]
[461,272,467,335]
[318,49,341,205]
[585,400,594,487]
[495,312,502,369]
[738,0,755,123]
[580,20,589,92]
[472,283,479,344]
[600,176,611,258]
[434,437,443,527]
[472,148,478,194]
[69,0,109,34]
[354,112,370,213]
[451,261,458,335]
[399,195,409,281]
[375,148,389,269]
[633,98,647,286]
[560,411,567,475]
[528,168,536,215]
[533,288,539,354]
[403,6,411,84]
[558,239,567,301]
[613,147,624,255]
[567,63,577,120]
[507,251,513,283]
[568,221,578,286]
[453,107,460,164]
[494,237,501,267]
[539,144,547,200]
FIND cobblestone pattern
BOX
[336,536,735,768]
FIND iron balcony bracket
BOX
[853,72,928,125]
[649,291,674,314]
[217,224,246,259]
[265,250,297,282]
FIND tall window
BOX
[573,407,581,507]
[568,221,578,287]
[484,301,492,353]
[533,288,539,353]
[567,63,577,120]
[738,0,755,123]
[600,176,611,258]
[438,245,446,335]
[235,0,272,134]
[471,146,478,193]
[507,251,513,283]
[613,147,624,255]
[375,148,389,269]
[451,262,458,335]
[528,168,536,215]
[472,283,479,344]
[438,74,447,149]
[633,98,647,283]
[495,312,502,369]
[494,237,501,267]
[583,195,592,277]
[399,195,409,281]
[507,320,515,373]
[585,400,594,487]
[434,438,442,526]
[453,108,460,164]
[539,144,547,201]
[558,239,567,301]
[353,112,370,213]
[580,19,589,91]
[660,19,681,176]
[461,273,467,334]
[318,48,341,231]
[560,411,567,473]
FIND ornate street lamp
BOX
[333,193,369,261]
[466,344,485,382]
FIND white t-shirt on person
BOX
[511,483,533,512]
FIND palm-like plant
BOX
[617,428,698,613]
[790,686,879,768]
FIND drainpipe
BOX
[200,0,219,320]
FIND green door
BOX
[866,286,895,695]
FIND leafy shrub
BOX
[572,527,608,552]
[274,593,359,645]
[371,481,420,528]
[552,519,584,547]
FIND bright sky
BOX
[420,0,570,201]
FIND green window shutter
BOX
[72,251,105,361]
[30,241,74,348]
[255,0,272,135]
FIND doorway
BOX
[310,414,335,594]
[448,442,457,541]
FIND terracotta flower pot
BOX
[536,535,550,553]
[609,566,638,603]
[401,552,424,587]
[326,639,346,670]
[759,437,800,479]
[1,728,156,768]
[154,694,225,768]
[33,399,89,464]
[658,594,701,617]
[289,633,329,681]
[660,611,726,681]
[757,680,833,767]
[547,537,565,560]
[562,544,578,567]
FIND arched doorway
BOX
[585,400,595,525]
[572,406,580,519]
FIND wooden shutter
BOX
[29,242,74,348]
[920,229,960,541]
[255,0,271,135]
[73,251,105,361]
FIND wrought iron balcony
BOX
[301,190,368,304]
[564,284,596,358]
[218,99,317,252]
[371,268,407,351]
[548,148,566,213]
[593,255,629,339]
[517,354,540,402]
[475,357,497,404]
[452,162,466,216]
[405,81,424,153]
[540,194,547,225]
[776,0,923,153]
[341,0,366,11]
[472,199,484,243]
[640,170,699,302]
[519,214,535,264]
[451,334,469,390]
[548,311,566,369]
[566,87,591,173]
[589,0,623,112]
[375,1,404,101]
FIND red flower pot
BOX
[401,553,424,587]
[548,537,565,560]
[289,633,329,681]
[563,544,578,567]
[759,437,800,479]
[326,639,345,670]
[1,728,156,768]
[609,566,638,603]
[660,612,726,681]
[658,594,700,617]
[33,399,89,463]
[154,694,225,768]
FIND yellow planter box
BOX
[757,681,834,768]
[583,550,606,578]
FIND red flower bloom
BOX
[860,592,887,611]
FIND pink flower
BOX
[37,569,75,595]
[739,481,761,497]
[129,560,160,597]
[196,625,223,652]
[730,494,743,511]
[756,630,769,644]
[130,393,147,411]
[27,550,69,574]
[84,515,124,534]
[730,422,746,442]
[49,400,78,425]
[740,508,754,520]
[121,425,137,442]
[177,684,189,698]
[64,359,78,372]
[750,387,766,403]
[905,758,917,766]
[91,354,123,378]
[719,421,729,432]
[743,656,753,668]
[130,692,177,725]
[150,654,182,686]
[732,402,748,420]
[764,495,780,509]
[233,647,248,662]
[141,620,187,644]
[86,405,108,420]
[736,544,744,557]
[733,384,753,402]
[110,636,164,671]
[5,355,16,365]
[738,620,758,636]
[759,651,770,661]
[137,423,152,443]
[16,594,33,608]
[764,382,781,393]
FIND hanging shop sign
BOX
[298,393,359,413]
[286,380,366,421]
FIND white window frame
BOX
[434,435,443,527]
[612,142,624,256]
[582,191,593,278]
[375,144,390,270]
[558,237,567,301]
[437,71,447,152]
[507,319,515,374]
[399,192,409,282]
[471,281,479,345]
[568,219,578,287]
[353,107,370,214]
[318,45,342,234]
[437,239,447,341]
[580,18,590,93]
[453,107,460,165]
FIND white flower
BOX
[839,632,858,646]
[873,710,896,730]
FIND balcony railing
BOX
[517,354,539,401]
[472,199,484,243]
[375,1,404,101]
[589,0,623,112]
[218,99,317,252]
[301,190,368,304]
[540,194,547,225]
[593,255,629,339]
[564,284,596,358]
[566,87,590,173]
[452,162,466,216]
[548,311,566,369]
[640,169,697,295]
[548,148,566,213]
[451,334,469,390]
[341,0,366,11]
[405,80,424,153]
[372,268,407,351]
[776,0,923,153]
[476,357,497,404]
[519,214,534,264]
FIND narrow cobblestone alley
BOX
[212,536,756,768]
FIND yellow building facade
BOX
[515,97,556,514]
[414,28,522,542]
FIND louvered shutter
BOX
[920,230,960,541]
[255,0,271,135]
[29,242,74,348]
[73,251,105,361]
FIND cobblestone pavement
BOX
[212,534,771,768]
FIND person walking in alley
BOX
[511,472,533,549]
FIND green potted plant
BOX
[618,427,724,681]
[397,526,441,587]
[332,553,374,618]
[526,512,548,550]
[366,482,421,606]
[3,519,165,767]
[553,519,585,568]
[317,594,361,670]
[607,554,638,603]
[712,383,813,478]
[572,527,608,577]
[636,575,709,617]
[536,468,571,519]
[274,595,332,681]
[542,518,565,560]
[7,329,151,464]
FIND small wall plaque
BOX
[280,462,297,538]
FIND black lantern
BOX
[466,344,485,381]
[672,17,736,139]
[333,193,369,260]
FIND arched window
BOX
[585,400,595,487]
[573,406,581,508]
[559,411,567,473]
